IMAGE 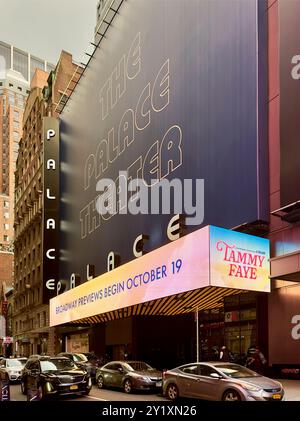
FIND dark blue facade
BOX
[59,0,268,284]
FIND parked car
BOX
[57,352,94,378]
[28,354,50,359]
[163,362,284,401]
[0,358,25,382]
[20,355,92,399]
[96,360,162,393]
[82,352,102,379]
[17,357,28,366]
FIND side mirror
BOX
[210,373,222,379]
[118,367,124,373]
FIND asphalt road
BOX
[9,383,167,401]
[9,379,300,401]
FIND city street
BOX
[9,383,167,401]
[8,380,300,401]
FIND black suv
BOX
[57,352,95,378]
[20,356,92,399]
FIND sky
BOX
[0,0,99,65]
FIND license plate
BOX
[70,385,78,390]
[272,394,281,400]
[156,382,162,387]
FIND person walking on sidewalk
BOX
[219,345,230,362]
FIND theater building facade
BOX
[46,0,300,372]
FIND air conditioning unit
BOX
[271,200,300,224]
[281,208,300,223]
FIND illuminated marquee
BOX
[50,226,270,326]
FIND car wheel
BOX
[222,389,241,401]
[123,379,132,394]
[21,380,27,395]
[97,375,105,389]
[166,384,179,401]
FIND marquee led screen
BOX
[50,226,270,326]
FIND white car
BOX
[0,358,27,382]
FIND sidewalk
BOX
[278,380,300,401]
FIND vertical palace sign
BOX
[42,117,60,303]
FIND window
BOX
[216,364,260,379]
[9,83,13,87]
[181,365,199,375]
[4,224,9,230]
[13,110,19,120]
[3,235,9,241]
[105,363,119,371]
[14,49,28,81]
[30,57,45,80]
[8,93,15,105]
[29,361,39,371]
[13,121,19,129]
[7,360,23,368]
[199,365,220,378]
[59,92,68,105]
[41,359,75,372]
[17,86,22,92]
[4,212,9,219]
[17,94,24,108]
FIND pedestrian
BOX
[219,345,230,362]
[246,345,267,374]
[255,346,267,374]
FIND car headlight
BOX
[239,382,261,392]
[45,381,55,392]
[140,376,150,381]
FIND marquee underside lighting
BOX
[68,286,243,325]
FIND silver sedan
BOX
[163,362,284,401]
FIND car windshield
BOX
[73,354,88,362]
[7,359,23,368]
[126,362,153,371]
[40,359,76,372]
[84,353,98,361]
[217,364,261,378]
[18,359,27,366]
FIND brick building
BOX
[0,41,54,293]
[13,51,82,356]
